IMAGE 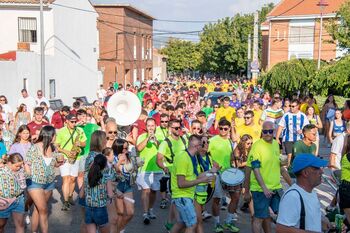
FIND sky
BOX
[91,0,280,46]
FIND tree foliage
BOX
[326,0,350,52]
[160,38,200,73]
[259,59,320,97]
[311,55,350,97]
[198,15,254,75]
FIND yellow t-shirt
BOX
[247,139,282,192]
[216,107,235,122]
[171,151,196,199]
[253,109,263,125]
[235,117,245,128]
[236,124,262,143]
[208,135,233,171]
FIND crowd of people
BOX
[0,77,349,233]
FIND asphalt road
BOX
[6,135,335,233]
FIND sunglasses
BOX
[244,116,252,119]
[192,127,201,130]
[219,127,229,131]
[70,121,77,124]
[161,121,169,123]
[290,105,297,108]
[202,141,209,147]
[172,127,180,130]
[214,106,219,108]
[0,99,5,101]
[108,131,118,135]
[262,129,274,135]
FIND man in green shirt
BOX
[157,119,187,230]
[171,135,213,233]
[208,119,239,233]
[245,121,292,233]
[56,114,87,210]
[292,124,317,159]
[155,113,169,143]
[136,118,163,225]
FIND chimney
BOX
[17,42,30,51]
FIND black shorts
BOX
[283,141,294,155]
[339,182,350,209]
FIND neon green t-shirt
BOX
[137,133,162,173]
[341,154,350,182]
[247,139,282,192]
[155,126,168,143]
[78,123,100,157]
[208,135,233,172]
[56,126,87,159]
[158,136,187,172]
[171,150,196,199]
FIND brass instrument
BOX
[67,129,81,164]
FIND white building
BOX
[0,0,101,108]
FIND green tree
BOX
[258,3,275,60]
[160,38,200,73]
[198,15,254,75]
[326,0,350,52]
[311,55,350,97]
[260,59,320,97]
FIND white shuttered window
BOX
[18,17,37,43]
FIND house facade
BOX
[0,0,100,106]
[91,1,154,87]
[152,48,167,82]
[261,0,347,71]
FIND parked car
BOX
[204,92,233,106]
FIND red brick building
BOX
[261,0,347,71]
[93,3,153,86]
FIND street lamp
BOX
[317,0,328,70]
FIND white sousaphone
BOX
[107,90,142,126]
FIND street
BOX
[6,135,335,233]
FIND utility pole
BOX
[251,11,259,80]
[317,0,328,70]
[40,0,45,95]
[247,34,252,79]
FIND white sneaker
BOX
[25,214,31,225]
[148,209,156,219]
[232,213,238,221]
[202,210,212,220]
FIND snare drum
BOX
[220,168,245,192]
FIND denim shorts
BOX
[252,190,281,219]
[26,179,55,191]
[0,195,25,218]
[117,181,133,193]
[85,206,108,227]
[173,197,197,227]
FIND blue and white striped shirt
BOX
[279,112,309,142]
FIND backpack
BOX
[164,136,186,164]
[282,189,306,230]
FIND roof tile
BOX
[0,0,54,4]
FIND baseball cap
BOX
[292,153,328,173]
[65,114,77,121]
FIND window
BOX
[133,33,137,60]
[23,78,28,90]
[18,17,37,43]
[133,69,137,83]
[49,79,56,99]
[141,68,145,81]
[141,36,145,60]
[289,26,314,44]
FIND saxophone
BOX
[67,129,81,164]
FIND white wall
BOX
[0,1,99,108]
[0,4,54,55]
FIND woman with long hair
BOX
[84,154,114,233]
[8,125,33,225]
[24,125,64,233]
[13,104,30,132]
[329,109,346,144]
[112,139,135,233]
[305,106,323,155]
[0,153,26,233]
[8,125,32,159]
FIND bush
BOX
[311,55,350,98]
[259,59,320,97]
